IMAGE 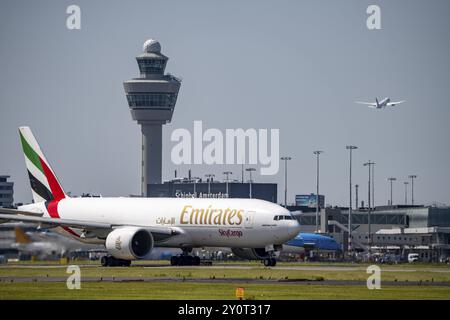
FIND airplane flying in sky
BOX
[355,97,405,109]
[0,127,301,267]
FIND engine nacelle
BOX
[231,248,270,260]
[105,227,153,260]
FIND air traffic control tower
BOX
[123,39,181,196]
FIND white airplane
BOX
[0,127,301,267]
[355,97,405,109]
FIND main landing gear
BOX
[170,248,201,266]
[263,258,277,267]
[101,255,131,267]
[262,245,278,267]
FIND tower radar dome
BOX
[143,39,161,53]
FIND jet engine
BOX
[231,248,270,260]
[105,227,153,260]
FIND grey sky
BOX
[1,0,449,206]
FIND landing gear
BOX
[100,255,131,267]
[262,245,278,267]
[170,248,201,266]
[263,258,277,267]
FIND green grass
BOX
[1,282,450,300]
[1,264,450,282]
[1,262,450,299]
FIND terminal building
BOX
[293,205,450,262]
[0,175,14,208]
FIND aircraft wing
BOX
[355,101,377,108]
[0,209,179,240]
[0,211,111,229]
[387,100,405,106]
[0,207,43,217]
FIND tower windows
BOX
[126,92,178,108]
[137,58,166,75]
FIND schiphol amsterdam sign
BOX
[175,191,229,199]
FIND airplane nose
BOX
[287,220,302,238]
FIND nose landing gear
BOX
[262,245,278,267]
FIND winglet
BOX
[15,227,32,244]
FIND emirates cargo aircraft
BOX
[0,127,301,267]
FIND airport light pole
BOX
[408,175,418,205]
[281,157,292,207]
[223,171,232,197]
[193,178,196,196]
[346,145,357,253]
[404,182,409,205]
[190,170,197,196]
[313,151,323,233]
[371,163,375,208]
[205,174,215,195]
[246,168,256,198]
[364,161,375,249]
[355,184,359,209]
[387,177,397,206]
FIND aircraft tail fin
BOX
[18,127,67,203]
[375,97,379,107]
[15,227,32,244]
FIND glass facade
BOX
[126,92,178,108]
[137,58,166,74]
[428,208,450,227]
[406,208,429,228]
[308,207,450,229]
[0,176,13,207]
[298,212,406,226]
[297,216,317,226]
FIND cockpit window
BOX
[274,215,294,221]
